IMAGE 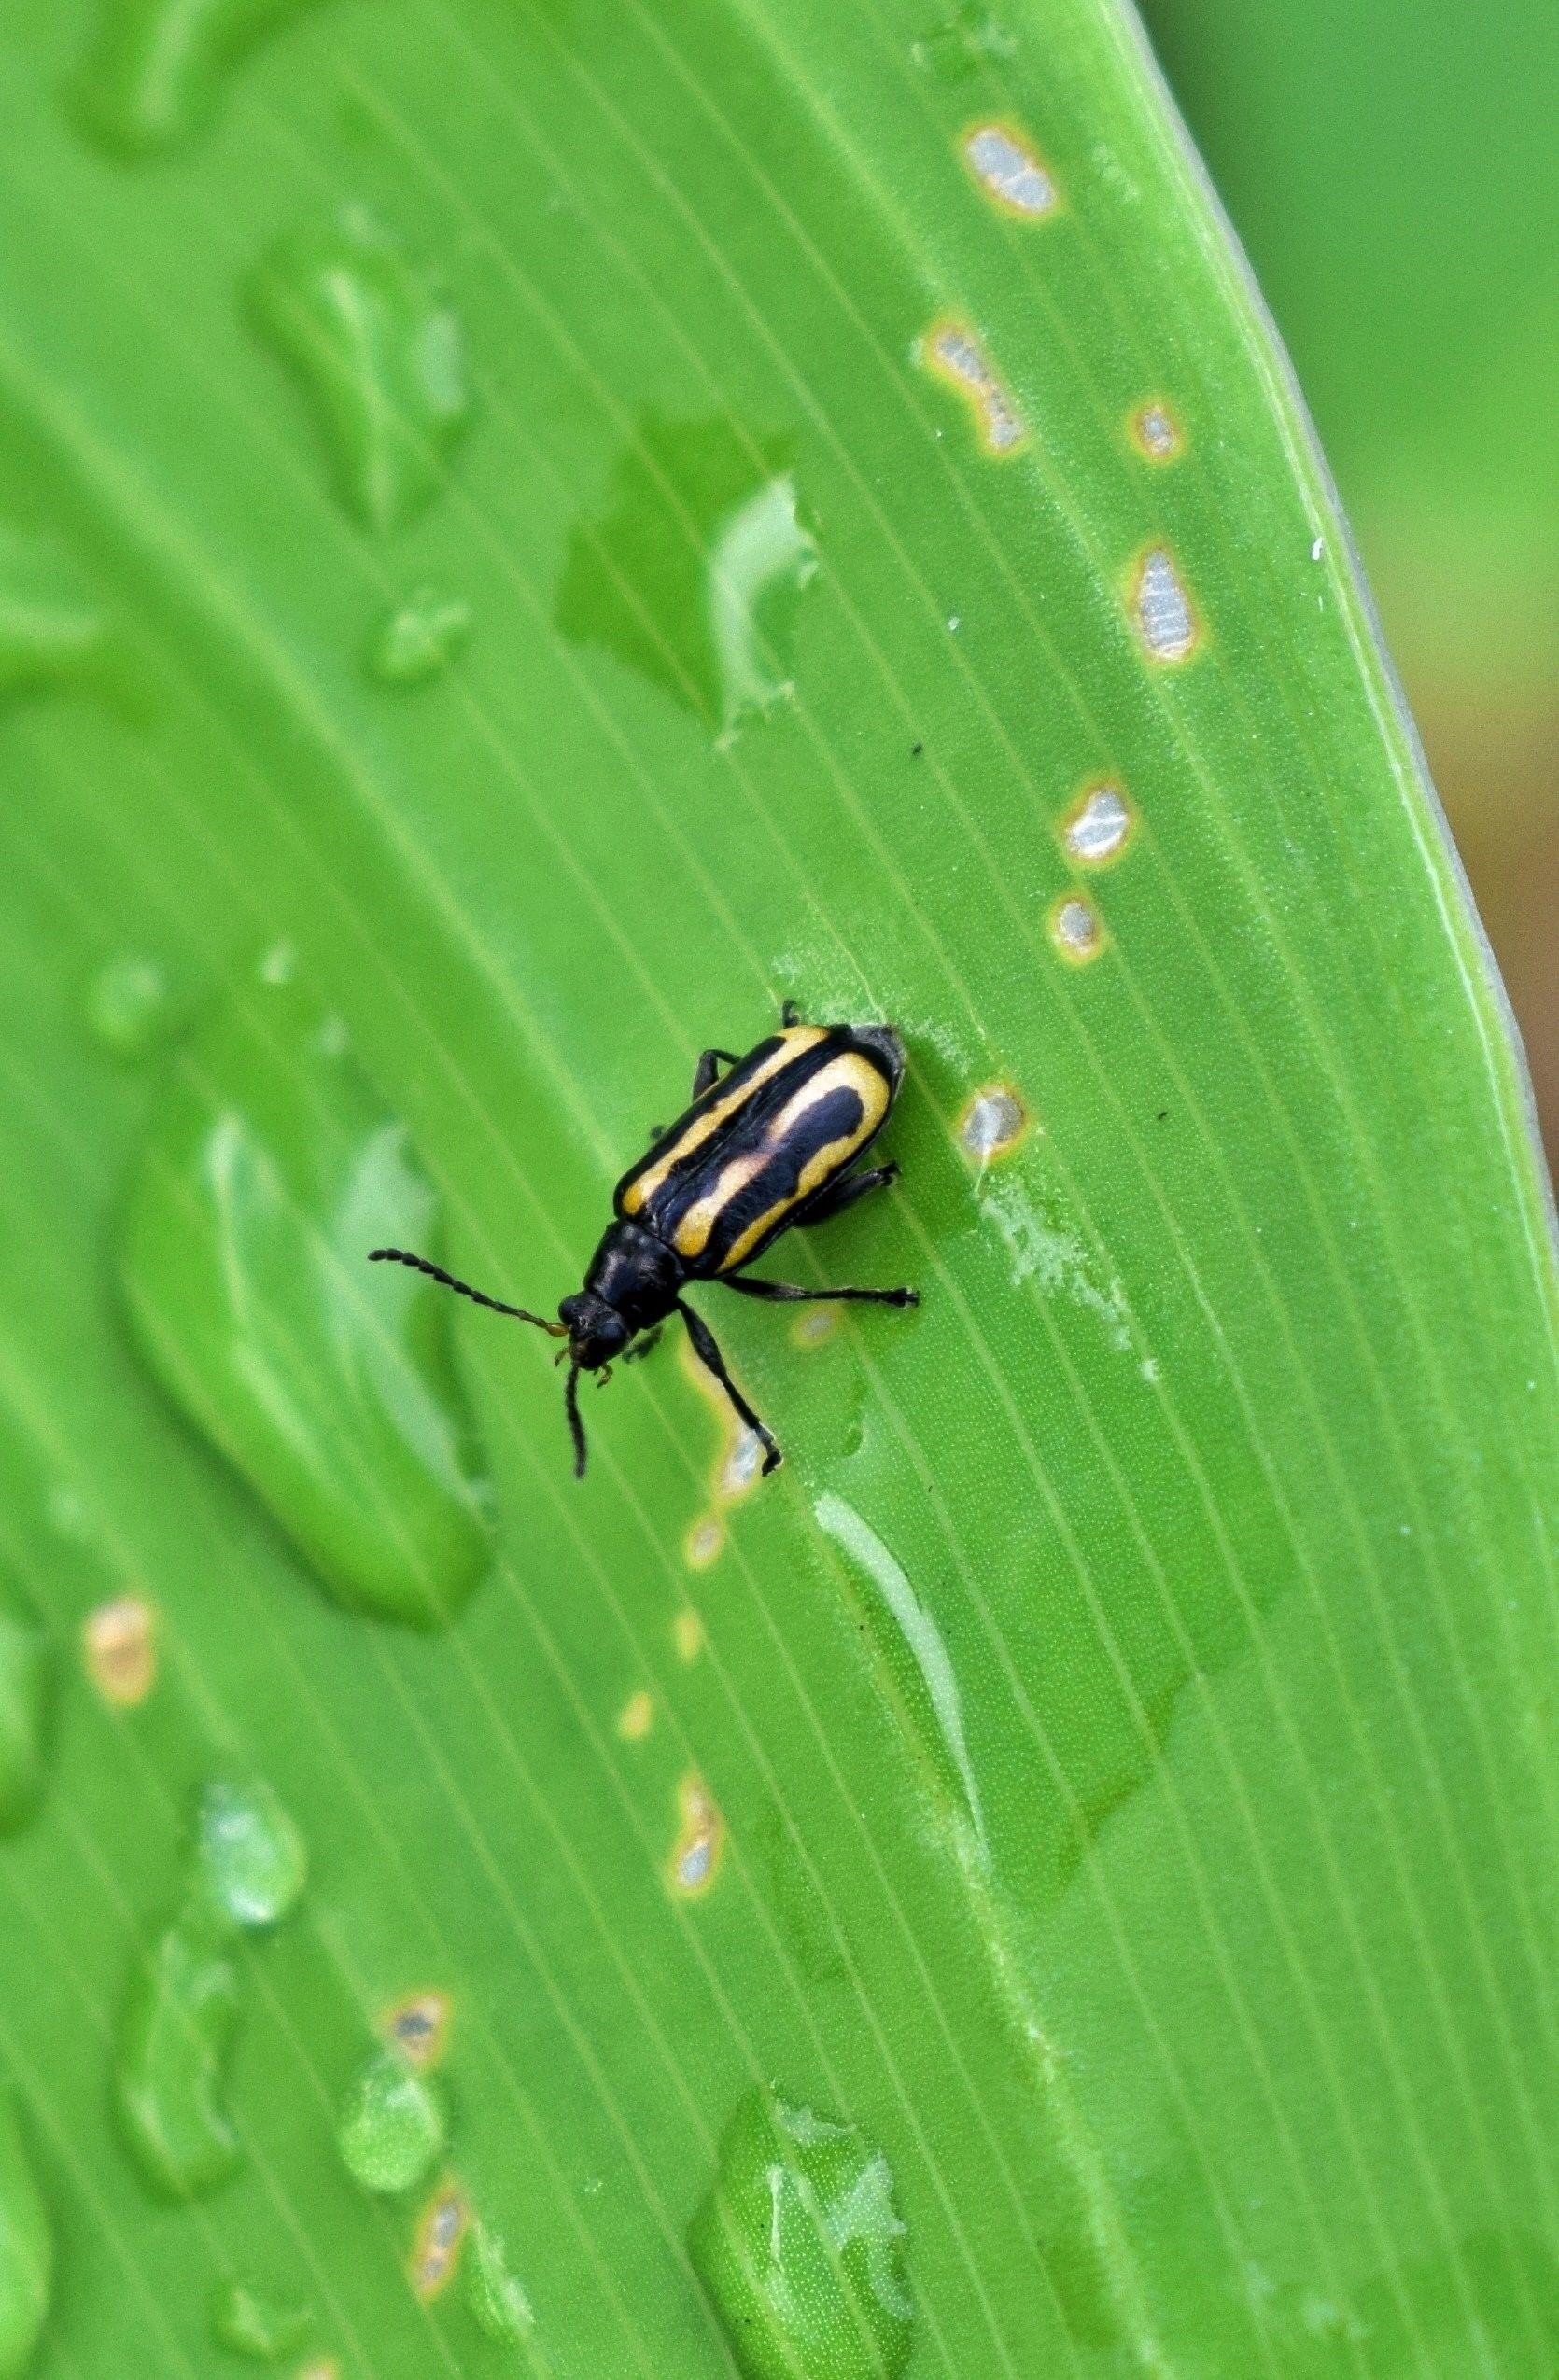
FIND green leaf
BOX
[0,0,1553,2374]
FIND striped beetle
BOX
[371,1003,916,1477]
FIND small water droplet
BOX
[336,2049,446,2196]
[1131,546,1199,663]
[920,320,1026,454]
[910,4,1015,81]
[615,1688,654,1742]
[1061,785,1133,865]
[1131,401,1182,461]
[958,1084,1028,1162]
[667,1774,723,1897]
[1049,894,1105,963]
[465,2220,536,2345]
[367,588,471,689]
[195,1778,307,1932]
[382,1989,451,2068]
[556,415,818,743]
[84,953,173,1060]
[0,2097,51,2380]
[0,1604,50,1835]
[409,2181,468,2301]
[116,1910,242,2199]
[81,1596,158,1707]
[75,0,325,154]
[119,948,491,1629]
[0,524,114,707]
[962,124,1058,217]
[248,206,470,535]
[209,2279,311,2362]
[691,2089,913,2380]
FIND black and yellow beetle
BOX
[370,1004,917,1477]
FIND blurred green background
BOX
[1142,0,1559,1165]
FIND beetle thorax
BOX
[569,1219,682,1351]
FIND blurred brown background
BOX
[1143,0,1559,1175]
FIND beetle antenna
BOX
[369,1247,567,1336]
[564,1360,588,1479]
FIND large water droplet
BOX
[909,4,1015,81]
[119,948,491,1630]
[84,953,174,1060]
[0,525,113,706]
[367,588,471,689]
[209,2278,311,2361]
[248,207,470,534]
[0,1603,50,1835]
[0,2098,52,2380]
[556,415,818,743]
[336,2050,446,2195]
[116,1910,243,2200]
[690,2089,913,2380]
[195,1778,307,1932]
[76,0,325,155]
[465,2221,536,2345]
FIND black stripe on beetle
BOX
[370,1003,917,1477]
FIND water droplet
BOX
[248,206,470,535]
[0,2099,51,2380]
[673,1606,705,1662]
[0,525,113,706]
[119,948,491,1629]
[615,1688,654,1743]
[690,2089,913,2380]
[1061,784,1133,865]
[84,953,173,1060]
[75,0,325,154]
[556,415,819,743]
[815,1493,986,1859]
[382,1989,451,2068]
[0,1605,50,1834]
[409,2181,468,2301]
[367,587,471,689]
[957,1084,1028,1162]
[683,1514,724,1572]
[336,2049,446,2195]
[667,1774,723,1897]
[1131,546,1200,663]
[116,1910,243,2199]
[962,124,1058,217]
[920,320,1026,454]
[910,4,1015,81]
[209,2279,311,2362]
[465,2220,536,2345]
[195,1778,306,1932]
[1049,894,1105,963]
[1131,401,1181,461]
[81,1596,158,1707]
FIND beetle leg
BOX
[692,1047,741,1099]
[793,1161,899,1227]
[723,1275,918,1309]
[677,1300,781,1474]
[780,998,802,1028]
[622,1324,663,1365]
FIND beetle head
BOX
[558,1292,630,1372]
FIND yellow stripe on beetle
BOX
[620,1025,826,1217]
[670,1052,890,1271]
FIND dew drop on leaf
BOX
[84,953,173,1060]
[556,415,818,743]
[335,2050,446,2195]
[0,525,114,707]
[195,1777,307,1932]
[0,1603,51,1835]
[690,2089,913,2380]
[0,2097,52,2380]
[248,207,471,535]
[208,2278,311,2361]
[367,588,472,689]
[75,0,326,155]
[464,2220,536,2345]
[119,947,492,1629]
[115,1911,243,2200]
